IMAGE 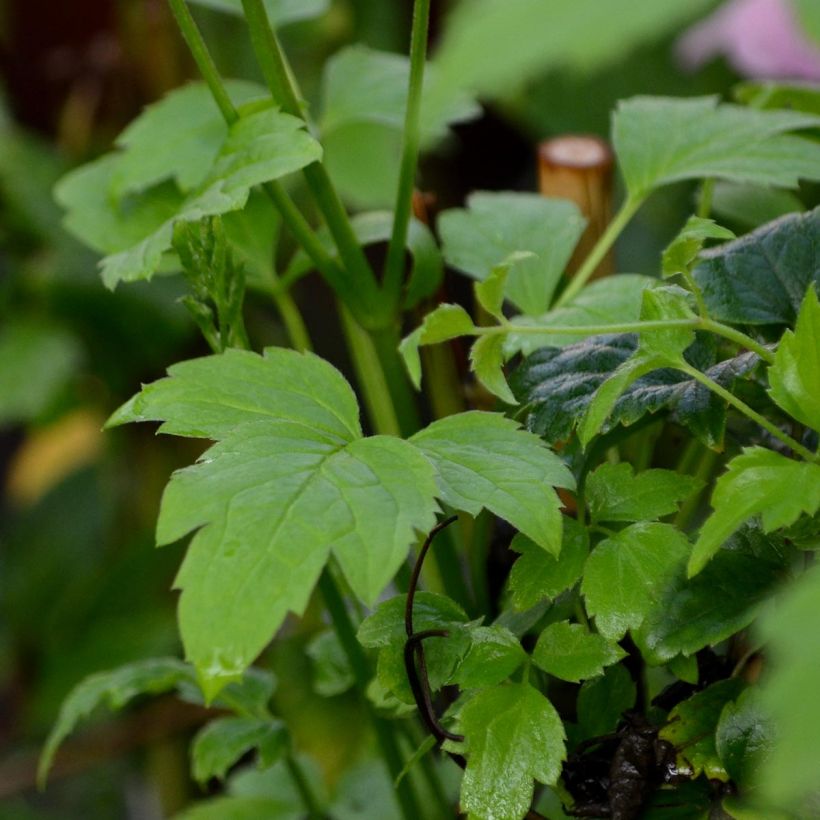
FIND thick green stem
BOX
[383,0,432,305]
[317,571,422,820]
[697,178,715,219]
[555,195,642,307]
[677,363,817,462]
[371,326,422,436]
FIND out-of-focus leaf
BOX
[735,81,820,115]
[576,664,636,740]
[711,182,805,230]
[305,631,355,697]
[187,0,329,24]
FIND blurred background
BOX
[1,0,818,817]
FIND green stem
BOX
[555,195,642,307]
[677,363,817,462]
[284,754,324,819]
[673,443,719,532]
[681,266,710,319]
[699,318,773,363]
[339,304,402,436]
[697,178,715,219]
[317,570,422,820]
[370,326,422,436]
[383,0,432,305]
[272,287,312,352]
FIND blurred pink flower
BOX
[677,0,820,80]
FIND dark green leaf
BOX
[586,462,704,523]
[715,688,774,786]
[460,683,566,820]
[692,207,820,326]
[508,518,589,611]
[576,664,636,740]
[411,412,574,556]
[659,678,746,781]
[532,621,626,683]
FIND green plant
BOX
[34,2,820,818]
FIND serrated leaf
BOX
[758,566,820,808]
[715,688,774,786]
[586,462,704,523]
[439,192,586,315]
[305,631,354,697]
[581,522,690,642]
[576,664,636,740]
[475,253,532,321]
[637,525,792,664]
[532,621,626,683]
[399,304,476,389]
[187,0,328,24]
[109,349,440,696]
[768,285,820,430]
[39,658,195,785]
[660,678,746,781]
[689,447,820,576]
[191,716,287,784]
[613,96,820,200]
[357,592,467,648]
[460,683,565,820]
[512,333,760,448]
[504,274,655,356]
[451,626,526,688]
[411,412,574,556]
[662,216,735,279]
[470,334,517,405]
[508,518,589,611]
[99,107,322,288]
[110,81,266,199]
[693,207,820,326]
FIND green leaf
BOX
[399,304,476,389]
[110,349,440,696]
[613,96,820,200]
[470,334,517,405]
[191,716,287,784]
[768,286,820,430]
[637,525,792,664]
[357,592,467,648]
[459,683,566,820]
[110,81,266,200]
[508,518,589,611]
[692,206,820,326]
[736,81,820,115]
[581,522,690,642]
[712,181,805,231]
[532,621,626,683]
[690,447,820,576]
[758,566,820,808]
[636,285,697,361]
[715,688,774,786]
[176,797,300,820]
[99,107,322,288]
[504,274,656,356]
[39,658,195,785]
[305,631,355,697]
[576,664,636,740]
[451,626,526,688]
[662,216,735,280]
[411,412,575,556]
[474,253,532,321]
[187,0,329,24]
[0,320,83,425]
[659,678,746,781]
[512,333,760,448]
[585,462,704,523]
[439,192,585,315]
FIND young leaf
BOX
[439,192,586,315]
[767,285,820,430]
[662,216,735,279]
[637,525,792,664]
[635,285,697,361]
[508,518,589,611]
[110,349,440,696]
[581,522,690,641]
[187,0,329,25]
[305,631,355,697]
[470,334,517,405]
[451,626,526,688]
[474,253,533,321]
[692,206,820,326]
[100,107,322,288]
[659,679,746,781]
[410,412,575,556]
[39,658,195,785]
[191,716,287,784]
[459,683,566,820]
[399,304,476,389]
[689,447,820,576]
[576,664,636,740]
[585,462,704,523]
[613,96,820,200]
[532,621,626,683]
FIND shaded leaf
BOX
[305,631,355,697]
[715,688,774,786]
[711,181,804,231]
[532,621,626,683]
[576,664,636,740]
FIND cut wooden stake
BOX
[538,135,614,280]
